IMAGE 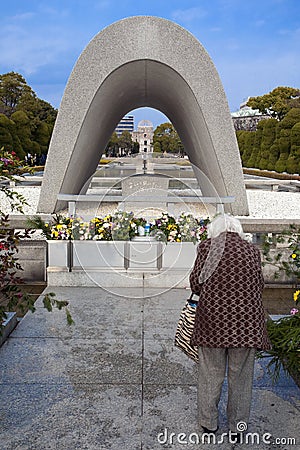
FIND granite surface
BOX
[1,287,299,449]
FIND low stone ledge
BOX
[239,218,300,233]
[0,312,18,347]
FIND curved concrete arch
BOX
[38,16,249,215]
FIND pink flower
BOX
[290,308,299,315]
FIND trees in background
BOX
[2,74,298,173]
[105,131,139,157]
[0,72,57,161]
[238,87,300,174]
[106,122,184,157]
[247,86,300,121]
[153,122,184,155]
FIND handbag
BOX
[174,293,199,363]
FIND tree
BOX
[153,141,162,153]
[33,122,51,155]
[11,110,36,155]
[273,109,300,173]
[0,72,33,117]
[105,132,119,157]
[118,131,133,155]
[0,114,14,152]
[274,129,290,172]
[247,86,300,121]
[261,119,279,171]
[258,119,277,170]
[236,130,246,159]
[248,121,263,168]
[131,141,139,154]
[286,122,300,174]
[237,131,256,167]
[153,123,184,154]
[0,72,57,160]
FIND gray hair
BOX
[207,214,244,239]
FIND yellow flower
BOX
[291,253,297,259]
[293,290,300,302]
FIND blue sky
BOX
[1,0,299,128]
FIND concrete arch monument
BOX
[38,16,249,215]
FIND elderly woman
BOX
[190,214,271,436]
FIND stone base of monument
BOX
[47,241,197,264]
[46,240,290,286]
[47,268,190,288]
[47,240,197,288]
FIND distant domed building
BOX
[132,120,154,152]
[231,99,271,131]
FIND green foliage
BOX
[0,149,73,333]
[259,225,300,385]
[118,130,133,153]
[260,315,300,384]
[0,115,14,152]
[248,122,263,168]
[132,141,139,154]
[32,122,51,154]
[247,86,300,120]
[11,110,34,155]
[259,119,276,170]
[26,216,53,239]
[236,131,246,158]
[0,72,57,160]
[153,141,162,153]
[238,131,256,167]
[105,131,137,156]
[271,109,300,173]
[0,72,32,117]
[42,292,74,326]
[280,107,300,128]
[237,104,300,174]
[286,122,300,174]
[262,225,300,280]
[153,122,184,154]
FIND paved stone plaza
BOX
[0,287,299,449]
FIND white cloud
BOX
[37,5,70,18]
[217,51,300,111]
[0,22,73,75]
[254,19,265,27]
[11,12,36,21]
[94,0,111,10]
[171,7,208,24]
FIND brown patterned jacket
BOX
[190,232,271,350]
